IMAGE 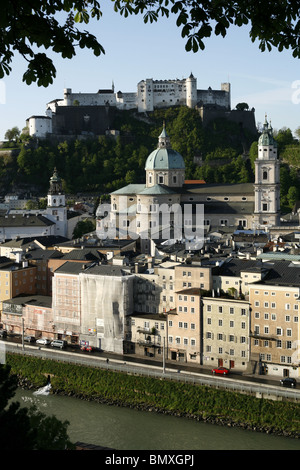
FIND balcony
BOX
[137,339,161,348]
[250,331,277,341]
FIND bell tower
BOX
[253,116,280,228]
[46,168,67,237]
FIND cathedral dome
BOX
[145,126,185,171]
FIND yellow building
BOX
[0,262,37,332]
[168,288,202,364]
[249,280,299,379]
[202,296,251,372]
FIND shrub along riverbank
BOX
[6,353,300,439]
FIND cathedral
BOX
[97,117,281,252]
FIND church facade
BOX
[97,117,281,251]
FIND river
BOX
[13,388,300,451]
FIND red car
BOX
[212,367,229,375]
[81,345,93,352]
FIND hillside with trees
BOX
[1,107,299,212]
[1,107,256,193]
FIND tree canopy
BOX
[0,363,74,450]
[2,1,300,86]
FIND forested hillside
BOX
[1,107,299,210]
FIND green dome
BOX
[145,125,185,171]
[258,116,277,147]
[145,148,185,170]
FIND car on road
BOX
[50,339,67,349]
[280,377,297,388]
[24,335,35,343]
[81,345,94,352]
[0,329,7,338]
[36,338,51,345]
[212,367,229,375]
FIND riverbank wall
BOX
[6,353,300,439]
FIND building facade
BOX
[202,296,251,372]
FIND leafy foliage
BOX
[0,1,104,86]
[2,1,300,86]
[114,1,300,58]
[0,363,74,449]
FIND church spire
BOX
[158,122,171,149]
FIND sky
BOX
[1,3,300,141]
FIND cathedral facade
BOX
[97,117,281,251]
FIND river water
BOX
[14,388,300,451]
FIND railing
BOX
[2,342,300,402]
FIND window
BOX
[262,203,268,211]
[263,170,268,180]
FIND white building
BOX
[26,75,230,137]
[98,120,280,251]
[0,169,68,241]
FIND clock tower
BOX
[253,116,280,228]
[46,168,67,237]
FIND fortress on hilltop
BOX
[25,74,255,139]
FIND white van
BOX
[50,339,67,349]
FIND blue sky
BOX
[1,3,300,141]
